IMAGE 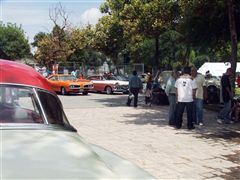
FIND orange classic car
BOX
[47,74,93,95]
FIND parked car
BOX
[205,75,221,104]
[47,74,93,95]
[87,75,129,94]
[0,59,154,179]
[149,71,171,105]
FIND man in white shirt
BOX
[175,67,197,130]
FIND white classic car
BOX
[87,74,129,94]
[0,59,154,179]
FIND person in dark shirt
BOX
[217,68,234,124]
[126,70,143,107]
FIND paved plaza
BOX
[60,93,240,179]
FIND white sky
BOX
[0,0,104,44]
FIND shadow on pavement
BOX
[90,94,240,142]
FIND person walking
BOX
[191,67,207,126]
[175,66,197,130]
[217,68,234,124]
[165,69,179,126]
[126,70,143,107]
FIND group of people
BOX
[126,67,239,130]
[165,66,205,130]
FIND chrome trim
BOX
[33,88,49,125]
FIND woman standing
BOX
[145,74,153,106]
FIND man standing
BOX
[191,67,207,126]
[175,67,197,130]
[217,68,234,124]
[127,70,143,107]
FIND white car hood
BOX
[1,129,117,179]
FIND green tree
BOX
[179,0,239,88]
[93,15,125,66]
[0,23,31,60]
[34,3,73,66]
[31,32,48,47]
[100,0,180,73]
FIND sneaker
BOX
[217,119,223,124]
[199,122,204,126]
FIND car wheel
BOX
[61,87,67,95]
[82,91,88,95]
[105,86,112,94]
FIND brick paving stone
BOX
[65,105,240,179]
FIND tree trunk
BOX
[227,0,238,94]
[183,46,190,67]
[154,36,159,75]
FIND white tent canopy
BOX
[198,62,240,77]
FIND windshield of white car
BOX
[104,75,118,80]
[115,75,128,81]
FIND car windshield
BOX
[0,85,69,126]
[104,75,118,80]
[59,75,76,81]
[159,71,172,84]
[115,75,128,81]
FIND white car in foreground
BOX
[0,59,154,179]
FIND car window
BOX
[88,76,100,80]
[48,76,58,81]
[37,90,69,126]
[0,85,44,124]
[105,76,117,80]
[59,75,76,81]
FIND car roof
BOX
[0,59,53,92]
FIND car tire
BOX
[61,87,67,95]
[82,91,88,95]
[105,86,112,94]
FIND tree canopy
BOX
[0,23,31,60]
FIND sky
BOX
[0,0,104,44]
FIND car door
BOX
[88,76,104,91]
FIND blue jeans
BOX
[218,100,232,123]
[193,98,203,124]
[168,94,177,125]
